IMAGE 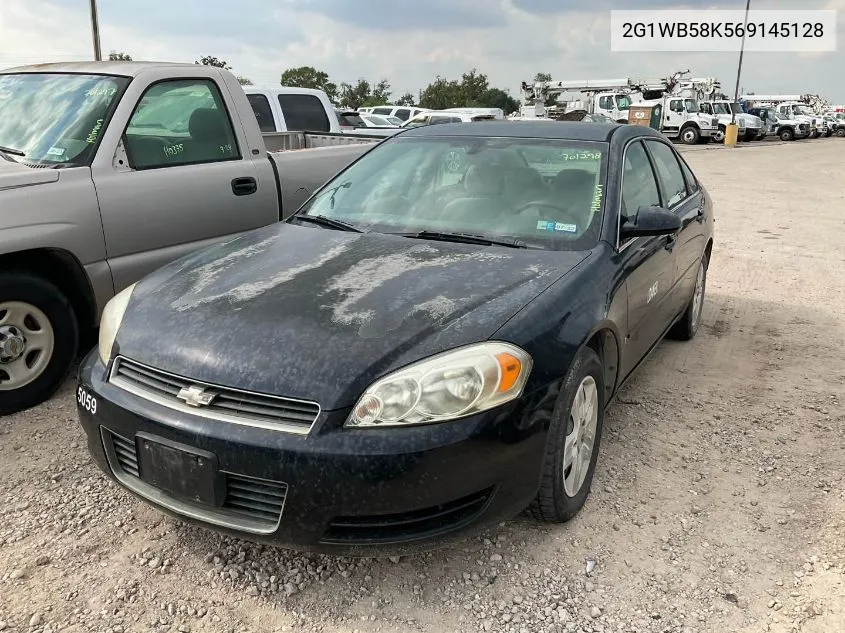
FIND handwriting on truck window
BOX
[219,144,233,154]
[86,86,117,98]
[86,119,104,144]
[164,143,184,158]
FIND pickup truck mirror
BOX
[620,206,682,240]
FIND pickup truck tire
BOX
[0,273,79,416]
[778,127,795,142]
[836,128,845,137]
[680,125,700,145]
[528,346,605,523]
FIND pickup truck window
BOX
[124,79,240,170]
[277,94,330,132]
[0,72,128,167]
[246,94,276,133]
[394,109,411,121]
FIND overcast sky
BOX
[1,0,843,102]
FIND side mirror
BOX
[620,206,682,240]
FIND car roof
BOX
[399,120,665,142]
[0,61,192,77]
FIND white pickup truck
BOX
[0,61,381,415]
[244,87,400,138]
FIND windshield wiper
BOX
[400,230,528,249]
[0,145,25,158]
[290,214,364,233]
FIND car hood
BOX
[116,224,589,410]
[0,158,60,190]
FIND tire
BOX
[669,251,709,341]
[743,131,756,142]
[680,125,700,145]
[824,130,833,138]
[778,127,795,142]
[712,125,726,143]
[0,273,79,416]
[836,128,845,137]
[528,346,605,523]
[809,130,819,139]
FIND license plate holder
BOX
[136,433,224,506]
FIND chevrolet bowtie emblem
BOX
[177,385,216,407]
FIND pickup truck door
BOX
[617,140,678,378]
[91,69,278,292]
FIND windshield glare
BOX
[296,137,608,250]
[684,99,700,113]
[0,73,128,166]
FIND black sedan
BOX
[76,121,714,554]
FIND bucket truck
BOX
[679,77,765,142]
[519,76,718,144]
[740,95,823,138]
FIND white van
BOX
[400,110,498,127]
[357,105,429,122]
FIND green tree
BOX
[280,66,338,102]
[195,56,231,69]
[396,92,416,106]
[108,51,132,61]
[418,69,518,113]
[237,76,253,86]
[338,78,392,109]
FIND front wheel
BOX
[0,273,79,416]
[528,346,605,523]
[836,127,845,137]
[680,125,700,145]
[712,125,726,143]
[779,127,795,142]
[669,252,709,341]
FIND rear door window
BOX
[644,140,689,207]
[394,108,411,121]
[246,93,275,133]
[277,94,330,132]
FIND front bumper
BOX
[76,350,547,555]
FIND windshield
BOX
[615,95,632,110]
[295,136,608,250]
[684,99,700,113]
[0,72,128,166]
[712,103,730,115]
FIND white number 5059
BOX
[77,387,97,415]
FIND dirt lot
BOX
[2,138,844,633]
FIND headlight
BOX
[346,342,532,428]
[98,283,137,365]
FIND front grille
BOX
[103,429,287,533]
[109,356,319,434]
[321,487,494,545]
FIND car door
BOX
[642,139,704,316]
[92,75,275,292]
[617,140,678,377]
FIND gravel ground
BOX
[2,138,844,633]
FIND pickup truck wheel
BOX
[669,251,709,341]
[778,127,795,142]
[836,128,845,137]
[0,273,79,416]
[680,125,700,145]
[528,346,604,523]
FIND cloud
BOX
[1,0,843,103]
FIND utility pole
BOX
[731,0,751,125]
[89,0,102,61]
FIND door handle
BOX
[664,234,677,251]
[231,177,257,196]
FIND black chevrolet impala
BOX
[76,121,714,554]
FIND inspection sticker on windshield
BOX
[537,220,577,233]
[46,147,65,157]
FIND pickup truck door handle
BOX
[231,177,257,196]
[664,234,677,251]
